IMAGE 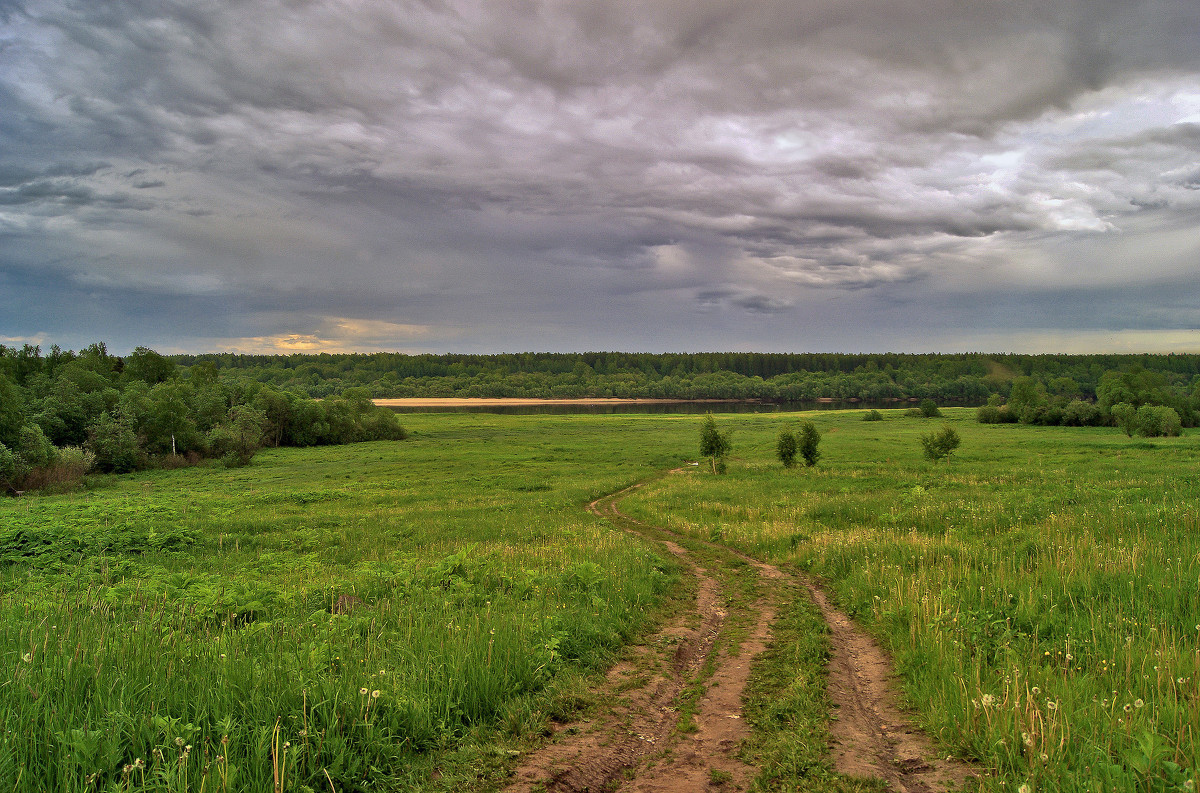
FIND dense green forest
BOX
[169,349,1200,403]
[167,349,1200,425]
[0,343,406,494]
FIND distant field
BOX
[1,409,1196,792]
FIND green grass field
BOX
[0,414,701,791]
[622,408,1200,792]
[1,409,1197,792]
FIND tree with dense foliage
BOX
[699,414,732,474]
[208,405,269,466]
[87,411,143,473]
[919,399,941,418]
[1111,403,1138,437]
[921,425,961,464]
[776,426,797,468]
[799,421,821,467]
[0,374,23,449]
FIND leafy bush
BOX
[0,442,17,491]
[1061,399,1103,427]
[16,446,94,492]
[862,410,883,421]
[976,405,1002,424]
[776,426,798,468]
[1111,402,1138,437]
[798,421,821,467]
[920,424,961,463]
[1136,405,1182,437]
[919,399,941,418]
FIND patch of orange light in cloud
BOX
[212,318,437,354]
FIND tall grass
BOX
[620,409,1200,791]
[0,414,694,791]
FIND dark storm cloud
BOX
[2,0,1200,353]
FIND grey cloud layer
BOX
[2,0,1199,352]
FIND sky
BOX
[2,0,1199,356]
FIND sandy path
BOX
[505,473,977,793]
[373,398,746,407]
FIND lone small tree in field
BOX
[776,426,798,468]
[920,424,960,464]
[700,414,732,474]
[799,421,821,467]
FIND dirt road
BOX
[506,473,978,793]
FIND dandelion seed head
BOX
[371,690,380,699]
[1134,699,1144,709]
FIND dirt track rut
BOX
[505,473,977,793]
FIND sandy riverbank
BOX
[372,397,748,407]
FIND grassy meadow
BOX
[0,414,701,791]
[2,408,1197,792]
[621,408,1200,792]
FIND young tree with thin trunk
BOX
[699,414,732,474]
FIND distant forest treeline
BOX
[168,349,1200,405]
[0,343,406,494]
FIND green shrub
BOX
[776,426,798,468]
[1136,405,1182,437]
[919,399,941,418]
[1061,399,1102,427]
[920,424,961,463]
[0,442,16,491]
[976,405,1002,424]
[862,410,883,422]
[1111,402,1138,437]
[798,421,821,467]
